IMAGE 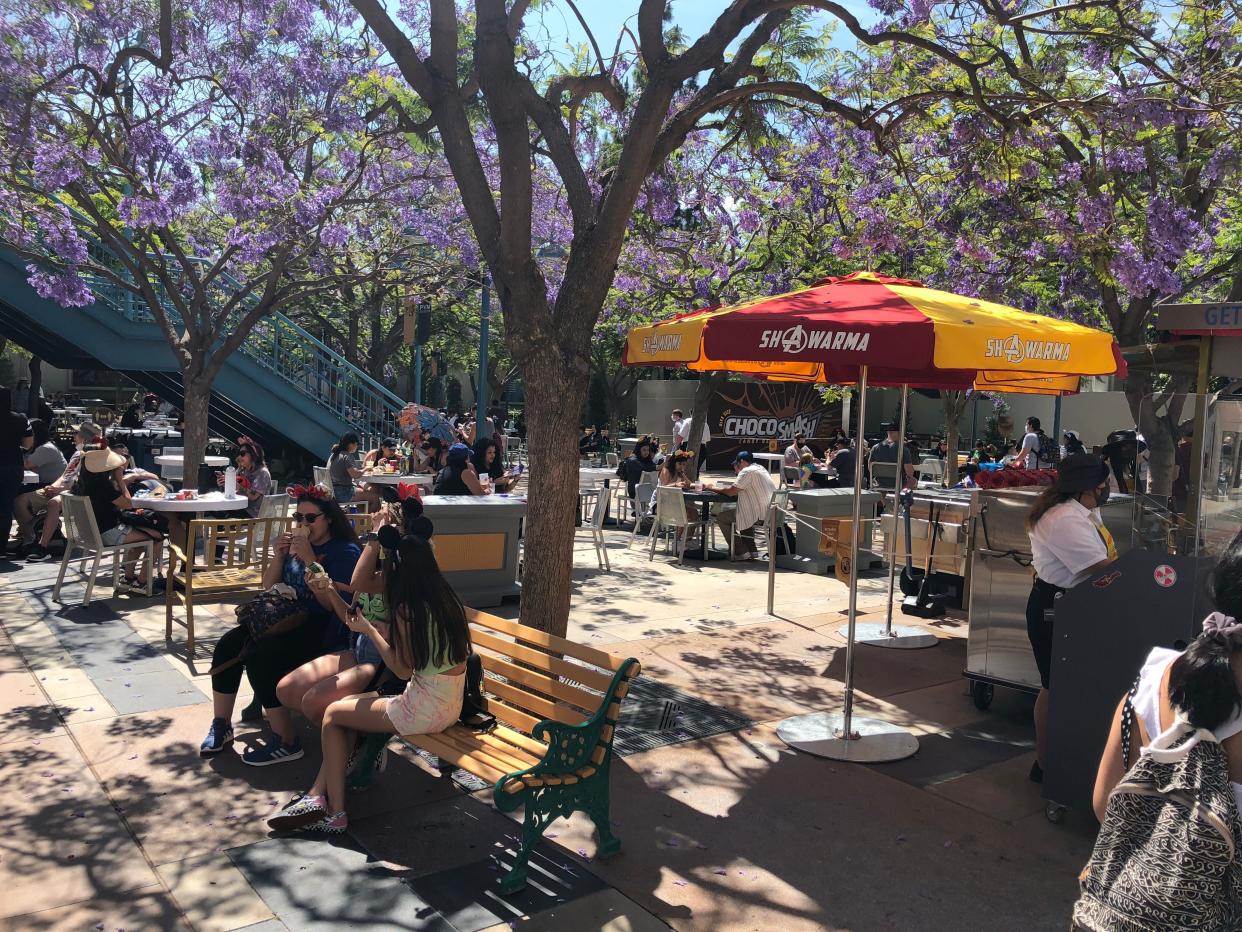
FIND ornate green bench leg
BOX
[588,785,620,859]
[498,788,555,895]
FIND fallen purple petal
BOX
[714,868,727,875]
[943,841,952,848]
[673,880,687,886]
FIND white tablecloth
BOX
[154,455,230,467]
[130,492,249,513]
[360,473,434,486]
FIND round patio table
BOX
[359,473,433,486]
[130,491,249,512]
[680,488,733,561]
[154,454,230,469]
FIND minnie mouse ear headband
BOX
[376,518,435,552]
[288,483,332,501]
[670,449,695,462]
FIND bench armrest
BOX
[493,657,640,800]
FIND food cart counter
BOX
[964,488,1134,709]
[878,488,973,580]
[421,494,525,607]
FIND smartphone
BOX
[511,462,524,476]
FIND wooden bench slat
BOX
[482,696,544,735]
[436,731,540,774]
[411,733,509,785]
[490,725,548,757]
[484,677,587,727]
[471,730,544,767]
[478,652,603,715]
[466,609,627,672]
[469,629,615,693]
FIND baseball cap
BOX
[447,442,471,462]
[1056,453,1109,493]
[881,421,898,431]
[732,450,753,465]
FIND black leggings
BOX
[211,624,327,708]
[1026,579,1065,690]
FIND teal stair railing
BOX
[66,244,407,437]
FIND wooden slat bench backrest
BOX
[464,608,637,738]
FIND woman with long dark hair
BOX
[327,431,364,504]
[471,436,516,492]
[433,442,489,495]
[1025,453,1118,782]
[274,484,432,784]
[267,519,471,833]
[199,485,361,765]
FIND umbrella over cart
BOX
[624,272,1125,762]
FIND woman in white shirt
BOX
[1025,453,1118,782]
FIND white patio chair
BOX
[729,487,789,559]
[605,452,620,468]
[625,472,660,548]
[917,457,945,488]
[575,484,611,571]
[54,494,156,606]
[312,465,332,488]
[649,486,709,565]
[159,445,184,482]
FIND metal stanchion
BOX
[839,383,938,650]
[767,497,777,615]
[777,368,919,762]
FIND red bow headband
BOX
[396,482,422,502]
[288,483,332,501]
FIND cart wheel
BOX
[1045,802,1066,825]
[970,681,994,711]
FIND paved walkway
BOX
[0,520,1096,931]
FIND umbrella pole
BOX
[843,383,938,650]
[777,367,919,763]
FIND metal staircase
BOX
[0,243,405,456]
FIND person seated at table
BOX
[19,420,101,561]
[953,463,980,489]
[970,440,992,464]
[579,427,600,456]
[110,443,163,490]
[74,442,165,594]
[472,437,515,492]
[797,451,831,490]
[273,488,433,792]
[782,432,813,485]
[433,442,490,496]
[623,438,658,501]
[655,450,698,527]
[21,418,66,490]
[226,436,274,517]
[266,523,470,834]
[119,402,144,428]
[825,437,856,488]
[710,450,776,561]
[328,431,381,512]
[362,438,399,471]
[200,485,361,764]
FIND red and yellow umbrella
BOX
[622,271,1125,393]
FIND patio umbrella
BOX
[399,403,456,444]
[623,272,1126,763]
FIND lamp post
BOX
[400,225,430,404]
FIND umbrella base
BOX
[840,622,939,650]
[777,711,919,762]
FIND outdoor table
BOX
[359,473,433,487]
[154,454,230,469]
[680,488,733,561]
[420,494,526,606]
[132,490,249,513]
[752,452,785,475]
[23,470,38,485]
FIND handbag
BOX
[121,507,169,534]
[206,585,309,676]
[458,652,496,731]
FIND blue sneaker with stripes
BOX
[242,737,304,767]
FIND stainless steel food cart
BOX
[963,488,1134,710]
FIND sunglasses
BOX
[292,512,322,524]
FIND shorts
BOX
[1026,580,1064,689]
[101,524,131,546]
[354,632,383,665]
[332,484,354,504]
[385,670,464,735]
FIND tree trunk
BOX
[942,391,968,486]
[1124,371,1185,498]
[180,364,213,491]
[518,348,588,637]
[685,373,726,480]
[27,355,43,416]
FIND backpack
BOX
[615,459,628,481]
[1073,713,1242,931]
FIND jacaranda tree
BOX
[0,0,438,480]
